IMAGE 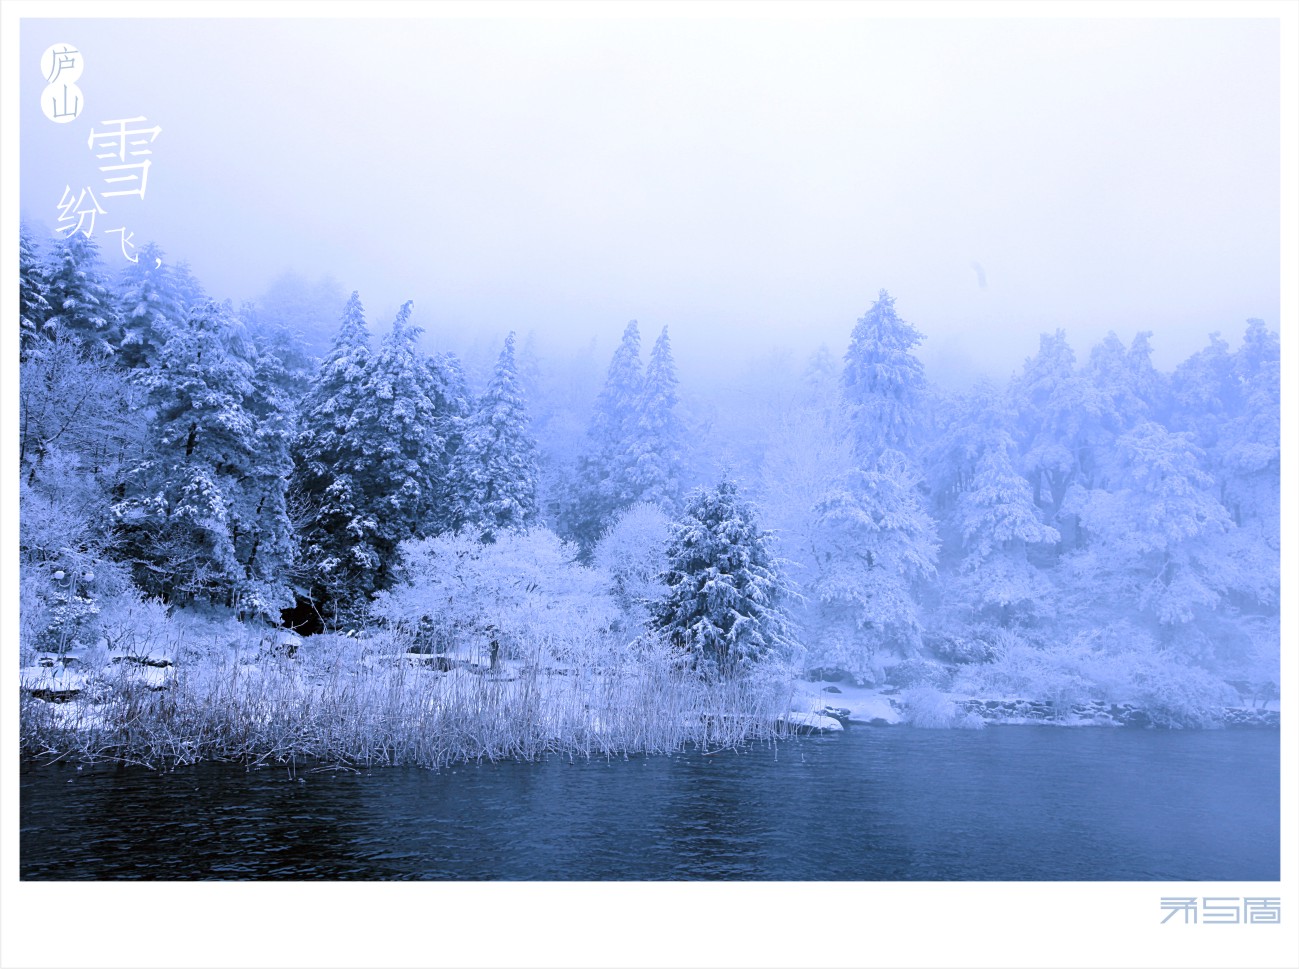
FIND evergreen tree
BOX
[230,334,298,617]
[114,244,205,370]
[566,320,644,548]
[1169,321,1279,620]
[19,223,52,362]
[41,234,121,358]
[809,450,938,682]
[627,326,685,510]
[113,300,263,607]
[291,292,381,612]
[346,301,451,594]
[649,477,796,677]
[1009,328,1094,547]
[1220,320,1280,528]
[420,350,473,534]
[456,332,540,541]
[954,435,1060,624]
[802,343,841,411]
[1085,330,1164,431]
[841,290,927,460]
[1061,420,1232,638]
[924,380,1015,513]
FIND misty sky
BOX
[20,15,1280,381]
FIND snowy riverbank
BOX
[19,627,828,770]
[791,679,1280,729]
[21,623,1279,774]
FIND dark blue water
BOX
[20,727,1279,880]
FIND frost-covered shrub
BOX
[372,528,621,667]
[18,571,50,664]
[946,620,1243,726]
[1131,662,1237,728]
[802,632,885,686]
[592,502,672,626]
[886,657,949,689]
[21,551,133,656]
[96,593,177,658]
[929,627,1005,664]
[947,639,1088,705]
[903,686,957,728]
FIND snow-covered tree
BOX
[565,320,644,548]
[1061,420,1232,641]
[41,234,121,359]
[344,301,457,594]
[251,271,348,361]
[19,223,52,362]
[373,528,616,666]
[924,380,1016,513]
[1010,329,1086,523]
[841,290,927,461]
[1085,330,1164,431]
[592,501,673,627]
[756,401,855,611]
[421,350,473,534]
[114,245,206,371]
[229,335,298,618]
[455,332,540,541]
[649,477,797,677]
[113,299,291,610]
[809,450,938,682]
[1219,320,1280,528]
[291,292,379,610]
[626,326,685,510]
[1167,321,1279,617]
[954,435,1059,624]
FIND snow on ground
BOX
[20,666,89,693]
[778,711,844,733]
[794,680,903,724]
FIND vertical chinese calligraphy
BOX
[40,43,83,123]
[42,44,163,265]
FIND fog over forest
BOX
[17,15,1281,760]
[20,17,1280,382]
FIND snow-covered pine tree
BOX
[291,292,378,609]
[347,301,451,594]
[1208,320,1281,625]
[1061,419,1232,641]
[113,299,260,606]
[420,349,472,535]
[566,320,644,548]
[456,332,540,541]
[923,380,1015,513]
[649,477,796,677]
[954,434,1060,625]
[1166,321,1279,616]
[809,449,938,682]
[19,223,52,362]
[841,290,927,462]
[228,332,298,619]
[114,245,206,371]
[1220,319,1280,528]
[1008,328,1094,551]
[1085,330,1164,434]
[627,325,685,510]
[41,233,121,359]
